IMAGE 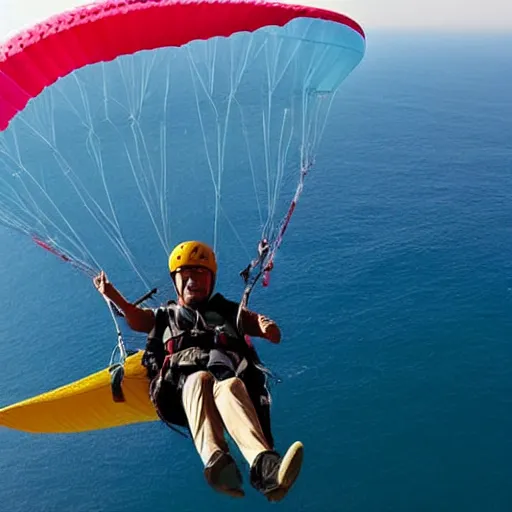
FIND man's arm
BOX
[240,308,281,343]
[211,293,282,343]
[93,271,155,333]
[106,287,155,333]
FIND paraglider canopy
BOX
[0,0,364,131]
[0,0,365,293]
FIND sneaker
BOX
[250,441,304,502]
[204,450,245,498]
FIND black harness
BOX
[141,295,274,447]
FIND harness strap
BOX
[106,287,161,402]
[109,363,125,402]
[104,297,129,403]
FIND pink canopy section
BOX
[0,0,365,131]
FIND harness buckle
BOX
[215,329,228,347]
[165,338,175,355]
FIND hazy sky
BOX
[1,0,511,42]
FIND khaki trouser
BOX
[182,371,271,467]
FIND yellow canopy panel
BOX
[0,351,158,434]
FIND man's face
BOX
[175,267,213,306]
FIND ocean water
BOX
[1,30,512,512]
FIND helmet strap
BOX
[170,271,183,298]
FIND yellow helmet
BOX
[168,240,217,276]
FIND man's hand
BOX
[93,271,114,299]
[258,315,281,344]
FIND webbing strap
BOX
[105,288,159,402]
[109,363,126,402]
[235,164,311,332]
[105,298,128,402]
[236,249,272,334]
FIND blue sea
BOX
[1,29,512,512]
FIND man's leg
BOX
[213,376,304,502]
[181,371,244,498]
[213,376,270,465]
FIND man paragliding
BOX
[93,240,304,501]
[0,0,366,505]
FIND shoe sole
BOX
[266,441,304,502]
